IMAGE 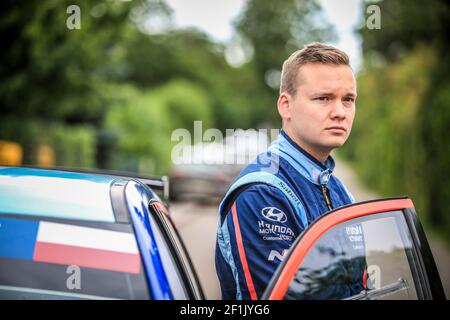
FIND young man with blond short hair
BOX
[216,43,368,300]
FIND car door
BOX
[262,197,445,300]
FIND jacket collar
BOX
[268,130,335,185]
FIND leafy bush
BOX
[341,46,450,243]
[104,80,213,175]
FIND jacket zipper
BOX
[321,184,333,211]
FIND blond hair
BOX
[280,42,350,95]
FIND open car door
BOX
[262,197,445,300]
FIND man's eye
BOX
[344,97,355,103]
[315,97,329,101]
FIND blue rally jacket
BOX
[215,130,367,300]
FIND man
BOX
[215,43,368,300]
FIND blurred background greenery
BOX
[0,0,449,243]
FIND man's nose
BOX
[330,100,346,119]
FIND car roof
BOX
[0,167,117,223]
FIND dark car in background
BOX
[169,131,270,203]
[169,161,243,203]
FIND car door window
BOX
[284,212,419,300]
[0,215,149,300]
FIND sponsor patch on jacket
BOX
[260,207,287,223]
[267,249,288,262]
[258,221,295,241]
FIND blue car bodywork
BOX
[0,167,203,300]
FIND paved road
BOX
[170,156,450,300]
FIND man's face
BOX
[280,63,356,160]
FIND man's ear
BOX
[277,92,292,121]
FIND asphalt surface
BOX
[170,157,450,300]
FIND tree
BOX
[359,0,449,62]
[233,0,335,125]
[0,0,137,123]
[0,0,139,165]
[352,0,450,241]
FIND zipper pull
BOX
[321,184,333,211]
[319,169,333,210]
[319,169,331,185]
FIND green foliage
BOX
[359,0,449,61]
[418,56,450,239]
[103,84,169,173]
[0,115,95,167]
[0,0,339,175]
[0,0,136,122]
[235,0,335,74]
[122,29,260,130]
[233,0,335,125]
[346,0,450,243]
[50,124,96,168]
[104,80,213,174]
[344,47,436,220]
[152,79,213,132]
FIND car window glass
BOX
[284,211,421,300]
[0,215,149,299]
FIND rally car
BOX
[0,167,445,300]
[0,166,204,299]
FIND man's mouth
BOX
[326,126,347,132]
